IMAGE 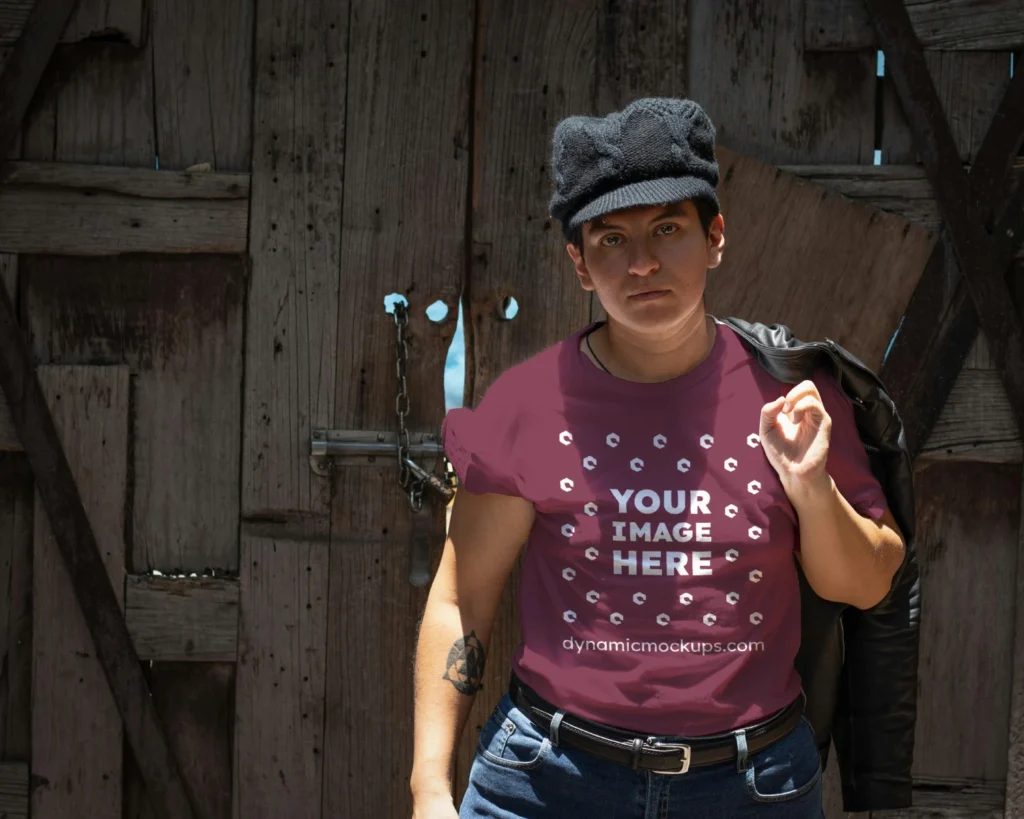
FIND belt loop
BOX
[630,738,642,770]
[548,710,566,747]
[734,729,749,773]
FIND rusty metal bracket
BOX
[308,428,443,475]
[866,0,1024,442]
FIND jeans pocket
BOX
[743,718,823,804]
[477,696,551,771]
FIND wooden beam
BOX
[866,0,1024,444]
[32,365,128,817]
[0,162,250,255]
[0,0,80,155]
[0,0,143,46]
[781,161,1024,241]
[711,145,936,371]
[0,282,197,818]
[1006,467,1024,816]
[0,399,15,451]
[1,160,249,197]
[0,760,27,816]
[875,31,1024,459]
[919,369,1023,463]
[877,66,1024,459]
[805,0,1024,51]
[125,575,239,662]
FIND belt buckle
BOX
[649,741,691,775]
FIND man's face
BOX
[567,199,725,333]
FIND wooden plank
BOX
[54,40,154,165]
[319,1,471,815]
[327,471,444,817]
[130,12,250,815]
[238,0,348,813]
[0,0,79,157]
[0,760,27,816]
[594,0,687,114]
[31,365,128,819]
[0,255,13,450]
[151,0,253,171]
[821,745,857,819]
[125,575,239,661]
[0,455,31,758]
[805,0,1024,51]
[241,0,347,519]
[17,48,56,162]
[0,253,12,298]
[0,280,197,818]
[876,69,1024,462]
[781,161,1024,238]
[456,0,597,803]
[710,145,936,370]
[887,775,1004,819]
[882,52,1012,165]
[0,185,248,255]
[689,0,877,164]
[912,462,1020,780]
[234,531,328,819]
[1005,464,1024,817]
[823,778,1007,814]
[0,0,143,46]
[868,0,1024,439]
[912,776,1005,808]
[21,255,245,571]
[0,402,15,450]
[965,331,995,370]
[2,160,250,198]
[19,39,155,166]
[126,663,235,819]
[919,369,1023,462]
[62,0,141,46]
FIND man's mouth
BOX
[628,289,670,301]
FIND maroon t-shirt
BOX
[441,318,887,736]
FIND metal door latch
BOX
[309,428,455,588]
[309,429,454,502]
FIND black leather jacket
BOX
[722,317,920,812]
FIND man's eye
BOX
[602,235,622,247]
[658,224,678,235]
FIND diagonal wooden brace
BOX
[880,67,1024,459]
[0,1,198,818]
[867,0,1024,442]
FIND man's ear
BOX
[706,212,726,269]
[567,242,595,292]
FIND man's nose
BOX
[628,243,659,276]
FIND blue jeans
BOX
[459,694,824,819]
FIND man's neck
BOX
[582,313,717,383]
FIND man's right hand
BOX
[411,790,459,819]
[410,488,535,819]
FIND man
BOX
[410,98,911,819]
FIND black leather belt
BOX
[508,673,805,775]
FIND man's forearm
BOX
[410,596,489,799]
[789,473,905,609]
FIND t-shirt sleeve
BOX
[816,371,888,522]
[441,373,525,498]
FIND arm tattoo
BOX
[442,630,486,695]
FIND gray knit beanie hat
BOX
[548,98,720,240]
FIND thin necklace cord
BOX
[585,328,612,374]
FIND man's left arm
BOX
[760,377,906,611]
[789,476,905,610]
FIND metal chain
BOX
[393,302,425,510]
